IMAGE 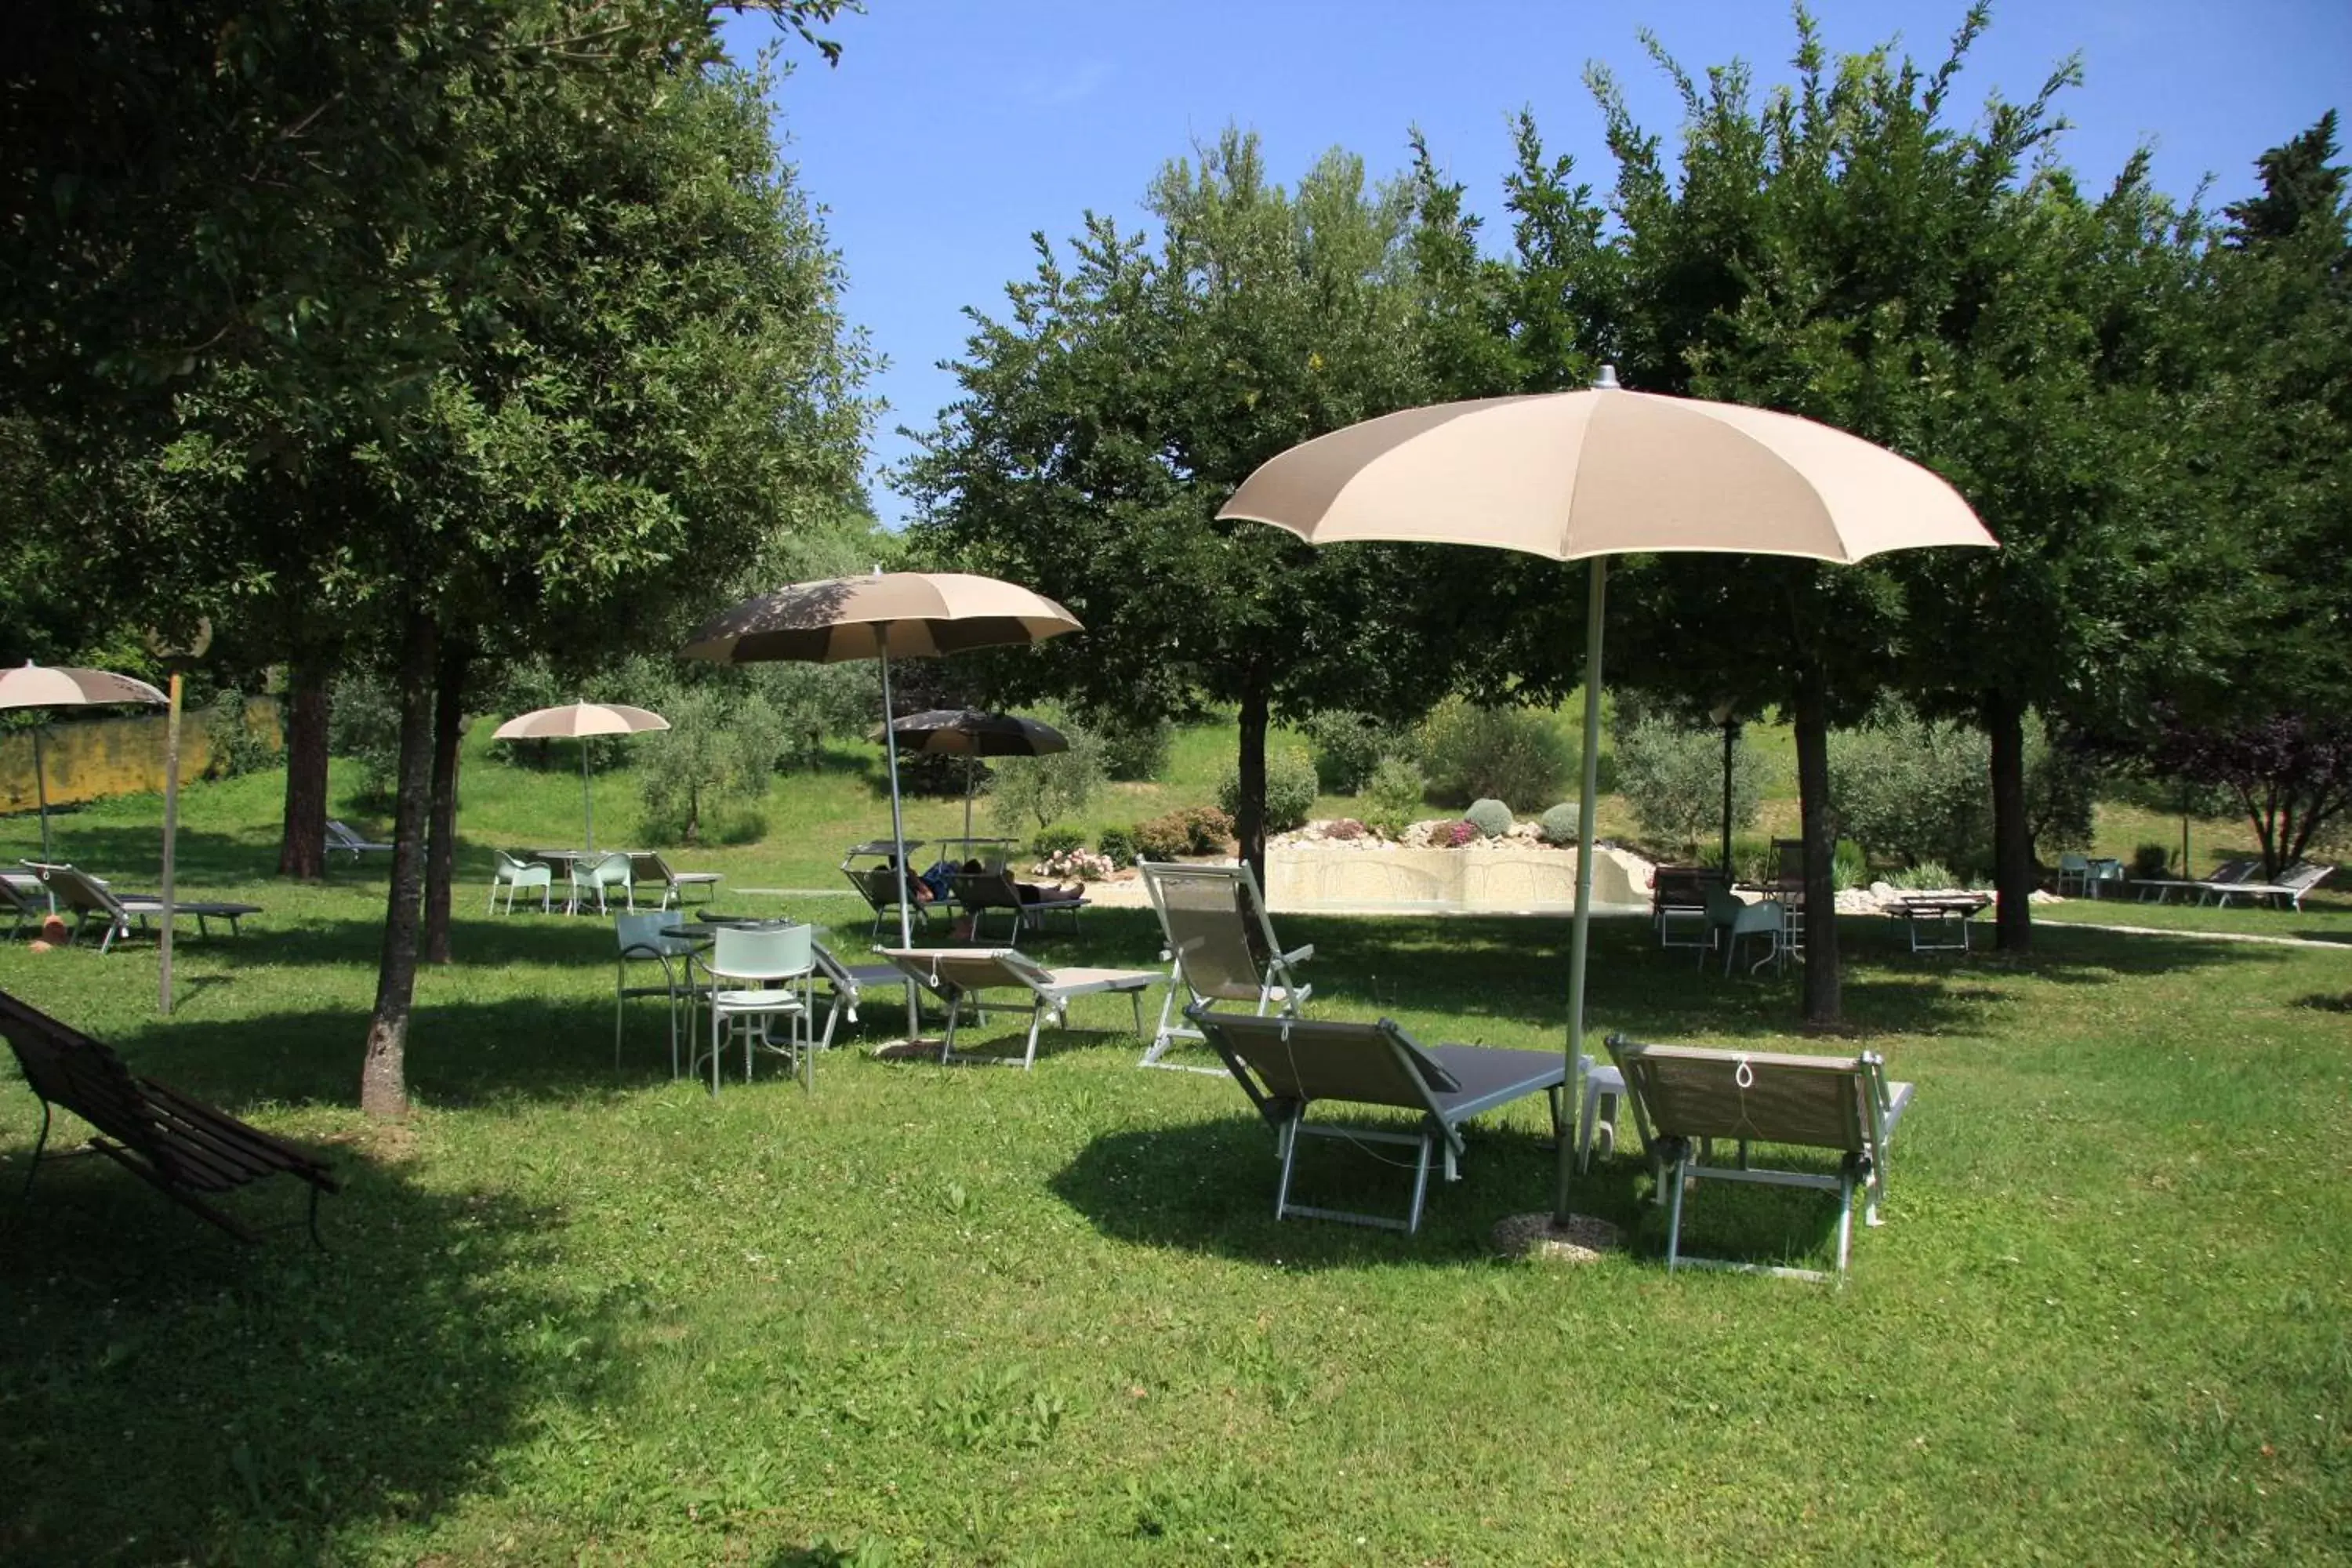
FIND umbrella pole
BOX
[964,757,975,845]
[877,627,920,1042]
[161,673,183,1014]
[581,741,595,853]
[1556,557,1606,1225]
[32,724,51,866]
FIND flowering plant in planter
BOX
[1033,848,1116,882]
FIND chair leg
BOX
[1664,1151,1690,1272]
[1272,1111,1303,1221]
[1405,1133,1434,1234]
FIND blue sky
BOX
[720,2,2350,527]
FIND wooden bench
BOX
[0,989,339,1244]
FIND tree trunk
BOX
[1236,676,1269,888]
[360,608,437,1120]
[1792,667,1842,1029]
[1985,690,2034,953]
[423,645,468,964]
[277,659,332,879]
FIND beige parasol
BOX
[0,662,169,862]
[492,702,671,852]
[683,572,1082,1041]
[1218,368,1996,1222]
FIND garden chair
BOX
[949,865,1086,942]
[567,850,635,915]
[615,913,699,1076]
[1701,884,1786,976]
[488,849,554,913]
[323,818,394,861]
[1138,860,1312,1072]
[694,924,815,1093]
[2055,852,2093,897]
[0,987,339,1245]
[1650,865,1717,950]
[808,940,913,1054]
[1607,1033,1912,1280]
[18,861,261,955]
[1186,1006,1566,1234]
[879,947,1157,1070]
[627,851,721,910]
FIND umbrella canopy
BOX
[680,572,1080,664]
[683,572,1083,1040]
[1218,368,1996,1224]
[886,709,1071,848]
[0,662,169,862]
[492,702,670,852]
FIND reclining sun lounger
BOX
[323,818,393,861]
[880,947,1158,1069]
[3,870,47,936]
[949,866,1087,942]
[2134,856,2258,904]
[2198,859,2334,910]
[1608,1033,1912,1280]
[809,940,913,1053]
[1188,1005,1566,1234]
[1138,860,1312,1071]
[19,862,262,955]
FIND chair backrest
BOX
[1185,1007,1460,1121]
[1772,837,1806,885]
[1652,866,1715,910]
[615,911,694,958]
[627,851,675,886]
[2205,857,2260,886]
[1142,862,1284,1004]
[710,923,811,982]
[2279,862,2334,893]
[1610,1038,1888,1157]
[495,849,532,874]
[21,862,123,919]
[880,946,1036,996]
[951,867,1022,912]
[2,873,42,916]
[575,851,632,887]
[2058,852,2090,873]
[0,988,166,1165]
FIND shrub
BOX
[1889,860,1962,891]
[1323,818,1369,841]
[1832,837,1868,891]
[1432,819,1480,848]
[1698,834,1780,886]
[990,720,1108,834]
[1132,806,1233,862]
[1613,717,1766,855]
[1465,798,1514,838]
[1216,747,1318,835]
[201,691,278,780]
[328,673,403,809]
[1179,806,1234,853]
[1829,700,2092,873]
[1033,847,1114,882]
[1362,754,1428,838]
[2132,843,2171,880]
[1096,826,1138,869]
[1300,710,1395,794]
[1030,826,1086,858]
[1538,802,1581,845]
[639,688,785,847]
[1088,709,1174,782]
[1410,696,1569,808]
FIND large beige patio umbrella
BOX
[1218,368,1996,1223]
[0,662,168,862]
[491,702,670,852]
[682,571,1082,1041]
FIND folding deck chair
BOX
[1189,1006,1566,1234]
[19,862,262,955]
[1138,861,1312,1072]
[808,940,913,1053]
[1607,1034,1913,1280]
[949,866,1087,942]
[2199,860,2334,910]
[841,841,953,940]
[3,871,47,935]
[878,947,1158,1069]
[628,851,722,910]
[2135,856,2257,905]
[323,818,393,861]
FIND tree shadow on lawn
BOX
[0,1138,619,1565]
[1048,1114,1851,1275]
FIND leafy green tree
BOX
[989,719,1108,837]
[1615,717,1766,857]
[640,688,787,847]
[905,129,1457,884]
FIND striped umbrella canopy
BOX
[0,662,168,862]
[492,703,670,851]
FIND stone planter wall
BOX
[1265,842,1649,913]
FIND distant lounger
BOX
[19,862,261,955]
[0,988,339,1244]
[323,818,393,860]
[879,947,1157,1070]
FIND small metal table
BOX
[1890,893,1992,953]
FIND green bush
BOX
[1613,717,1766,855]
[1030,826,1086,858]
[1133,806,1233,862]
[201,691,278,780]
[327,673,403,809]
[1697,834,1780,886]
[1361,754,1428,838]
[1465,798,1514,838]
[1096,826,1138,869]
[639,688,785,847]
[1828,701,2094,873]
[989,720,1108,835]
[1181,806,1234,853]
[1832,837,1868,891]
[1889,859,1962,891]
[1537,801,1581,845]
[1216,747,1318,835]
[1088,709,1174,782]
[1301,710,1395,794]
[1410,696,1568,809]
[2132,843,2170,880]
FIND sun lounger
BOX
[841,841,953,940]
[3,871,47,935]
[19,862,261,955]
[1188,1006,1566,1234]
[627,851,722,909]
[1138,861,1312,1071]
[809,940,913,1053]
[323,818,393,860]
[2136,856,2258,904]
[1608,1033,1912,1280]
[2198,860,2334,910]
[950,866,1087,942]
[1888,891,1991,952]
[0,988,339,1244]
[879,947,1156,1069]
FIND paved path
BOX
[2050,920,2350,952]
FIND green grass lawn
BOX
[2,744,2349,1563]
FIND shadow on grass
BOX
[0,1136,615,1564]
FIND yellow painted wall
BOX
[0,699,282,815]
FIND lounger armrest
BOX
[1279,943,1315,966]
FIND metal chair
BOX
[695,924,815,1092]
[615,913,699,1076]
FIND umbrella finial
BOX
[1592,364,1621,390]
